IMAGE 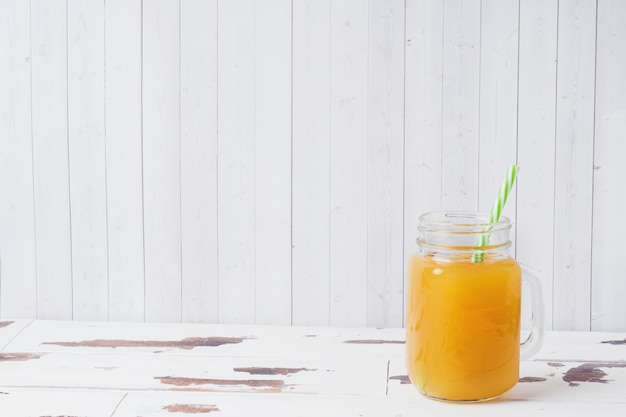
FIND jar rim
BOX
[416,211,512,258]
[418,211,511,233]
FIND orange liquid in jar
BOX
[406,253,522,401]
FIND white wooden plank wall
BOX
[291,0,330,326]
[179,0,219,323]
[592,0,626,332]
[0,0,625,331]
[105,0,144,322]
[30,0,73,320]
[516,0,559,333]
[328,0,368,328]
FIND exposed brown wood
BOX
[548,362,565,368]
[389,375,411,384]
[0,353,41,362]
[42,336,246,350]
[163,404,220,413]
[156,376,285,389]
[233,367,314,376]
[563,362,626,386]
[519,377,548,383]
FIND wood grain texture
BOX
[0,0,37,318]
[217,0,256,324]
[552,0,596,331]
[329,0,368,327]
[591,0,626,331]
[105,0,144,322]
[255,0,293,325]
[31,0,73,321]
[441,0,481,210]
[291,0,331,326]
[180,0,219,323]
[366,0,406,328]
[67,0,108,320]
[142,0,182,322]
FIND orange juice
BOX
[406,253,522,401]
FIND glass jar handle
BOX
[519,263,544,360]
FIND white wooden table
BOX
[0,320,624,416]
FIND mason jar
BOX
[406,211,544,402]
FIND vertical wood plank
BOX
[328,0,368,327]
[255,0,292,325]
[552,0,596,331]
[591,0,626,331]
[292,0,331,326]
[31,0,72,319]
[67,0,108,320]
[403,0,444,324]
[217,0,256,324]
[180,0,219,323]
[367,0,405,328]
[105,0,144,322]
[0,0,37,318]
[142,0,181,322]
[441,0,481,210]
[478,0,519,230]
[517,0,558,329]
[404,0,444,216]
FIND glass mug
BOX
[406,211,544,402]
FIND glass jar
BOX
[406,211,543,402]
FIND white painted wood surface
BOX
[67,0,109,321]
[0,0,37,319]
[292,0,331,326]
[217,0,256,325]
[552,0,597,331]
[329,0,368,328]
[105,0,144,322]
[142,0,182,323]
[179,0,219,324]
[441,0,481,210]
[254,0,293,326]
[366,0,405,328]
[30,0,73,321]
[592,0,626,332]
[0,320,625,416]
[1,0,626,330]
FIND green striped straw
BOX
[472,164,519,262]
